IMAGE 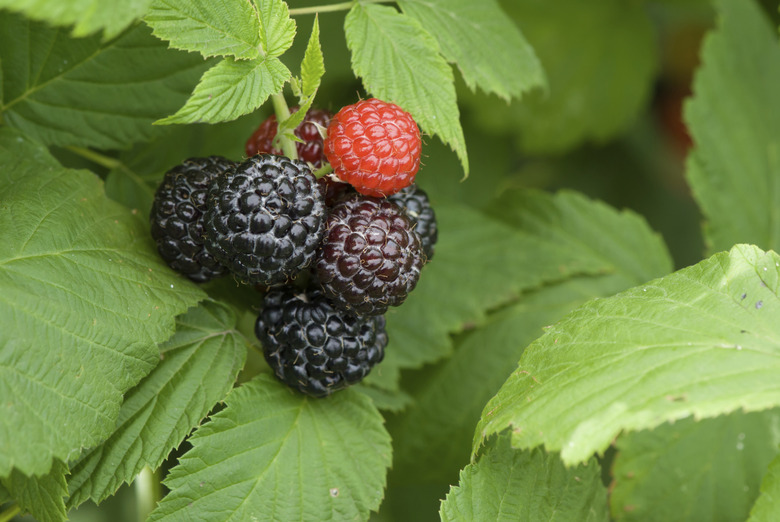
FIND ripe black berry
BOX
[203,154,326,286]
[315,194,424,316]
[387,184,438,262]
[150,156,234,282]
[256,286,388,397]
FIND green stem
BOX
[0,503,21,522]
[311,163,333,179]
[271,93,299,161]
[288,0,389,16]
[67,146,121,170]
[135,466,161,522]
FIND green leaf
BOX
[157,56,289,124]
[301,15,324,99]
[371,200,603,390]
[67,300,246,508]
[374,190,672,390]
[749,451,780,521]
[254,0,296,58]
[489,190,673,286]
[354,383,413,413]
[441,434,607,522]
[145,0,261,59]
[470,0,656,155]
[382,190,672,518]
[0,128,205,477]
[345,3,468,174]
[611,410,780,522]
[387,276,643,490]
[397,0,544,100]
[0,15,211,149]
[149,375,391,521]
[474,244,780,465]
[1,461,68,522]
[685,0,780,254]
[0,0,150,38]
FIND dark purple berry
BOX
[315,194,424,316]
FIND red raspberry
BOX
[323,98,422,197]
[245,107,331,168]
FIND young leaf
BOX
[685,0,780,254]
[301,15,324,99]
[67,300,246,509]
[145,0,261,60]
[254,0,296,58]
[0,0,150,38]
[441,435,607,521]
[148,375,391,521]
[469,0,656,155]
[611,410,780,522]
[1,460,68,522]
[749,451,780,521]
[344,3,468,174]
[274,16,325,141]
[397,0,545,101]
[0,128,205,477]
[157,56,290,124]
[0,15,210,150]
[474,244,780,465]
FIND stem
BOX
[135,466,161,522]
[271,93,299,160]
[0,503,21,522]
[67,146,121,170]
[288,0,390,16]
[312,164,333,179]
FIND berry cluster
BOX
[150,99,436,397]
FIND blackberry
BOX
[256,287,388,397]
[150,156,234,282]
[316,194,424,316]
[245,107,331,168]
[387,184,438,262]
[203,154,326,286]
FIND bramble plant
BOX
[2,0,780,521]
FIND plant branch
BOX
[288,0,390,16]
[135,466,161,522]
[0,503,21,522]
[67,146,121,170]
[271,93,299,160]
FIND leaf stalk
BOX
[0,503,20,522]
[271,93,299,160]
[135,465,161,522]
[288,0,390,16]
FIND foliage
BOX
[1,0,779,521]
